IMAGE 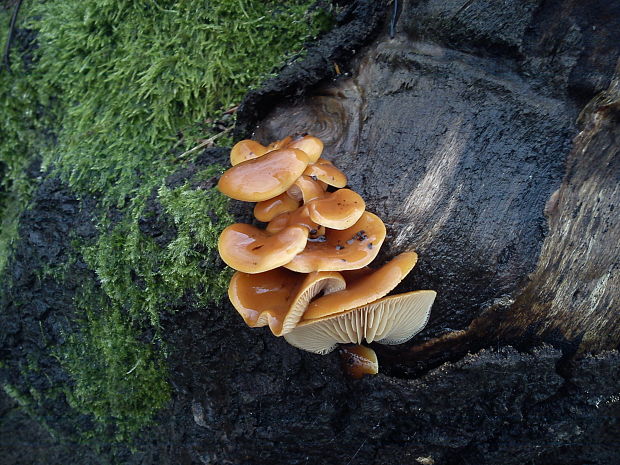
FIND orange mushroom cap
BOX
[340,266,375,282]
[287,175,325,204]
[306,189,365,230]
[218,148,310,202]
[287,135,324,163]
[303,158,347,188]
[254,192,300,223]
[283,211,386,273]
[266,136,293,152]
[266,206,319,235]
[229,135,324,166]
[218,223,308,273]
[302,252,418,320]
[230,140,268,166]
[228,269,346,336]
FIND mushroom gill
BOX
[283,291,437,355]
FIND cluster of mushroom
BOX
[217,134,436,375]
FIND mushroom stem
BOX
[339,345,379,379]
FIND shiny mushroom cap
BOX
[283,211,386,273]
[254,192,300,223]
[286,175,325,204]
[303,158,347,188]
[230,140,268,165]
[302,252,418,320]
[266,206,319,235]
[228,269,346,336]
[287,135,324,163]
[218,223,308,273]
[218,148,310,202]
[306,189,365,230]
[266,136,293,152]
[284,290,436,354]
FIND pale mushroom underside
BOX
[284,290,437,354]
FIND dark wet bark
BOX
[498,70,620,351]
[242,0,620,351]
[2,1,620,464]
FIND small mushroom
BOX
[303,158,347,188]
[266,136,293,152]
[266,206,319,235]
[230,136,317,166]
[230,140,268,166]
[254,192,300,223]
[218,148,310,201]
[218,223,308,273]
[302,252,418,320]
[284,290,437,354]
[228,269,346,336]
[286,175,325,204]
[283,212,386,272]
[306,189,366,230]
[339,345,379,379]
[287,135,324,163]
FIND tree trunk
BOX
[2,1,619,464]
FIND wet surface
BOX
[252,36,574,335]
[242,0,620,342]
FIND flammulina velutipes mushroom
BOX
[217,134,436,378]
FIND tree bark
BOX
[239,0,620,358]
[2,1,619,464]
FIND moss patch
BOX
[83,166,233,327]
[60,299,170,442]
[32,0,331,206]
[0,0,333,446]
[0,8,55,277]
[157,170,234,305]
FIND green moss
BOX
[83,166,232,327]
[3,383,32,408]
[156,168,234,304]
[2,383,58,439]
[59,297,170,442]
[1,0,333,445]
[30,0,330,207]
[0,7,56,277]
